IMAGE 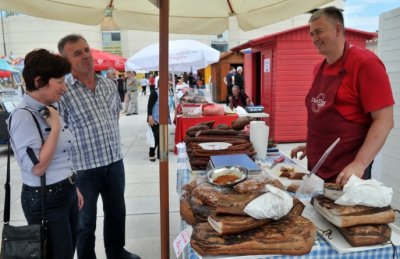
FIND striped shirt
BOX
[57,74,123,170]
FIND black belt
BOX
[23,173,76,193]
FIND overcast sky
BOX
[343,0,399,32]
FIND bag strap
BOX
[3,125,12,224]
[3,108,47,225]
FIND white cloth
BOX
[335,175,393,207]
[244,185,293,220]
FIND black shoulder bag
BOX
[1,109,48,259]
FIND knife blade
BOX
[308,137,341,178]
[295,137,341,196]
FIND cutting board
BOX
[263,162,310,188]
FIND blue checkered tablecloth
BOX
[176,146,399,259]
[186,238,398,259]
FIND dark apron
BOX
[305,43,371,182]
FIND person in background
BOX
[122,72,131,113]
[197,73,205,89]
[188,72,195,88]
[7,48,84,259]
[182,72,189,84]
[140,75,148,95]
[155,74,160,89]
[117,74,126,102]
[57,34,140,259]
[174,74,178,85]
[148,74,155,92]
[147,88,160,162]
[290,7,394,185]
[234,66,244,92]
[223,67,236,105]
[125,71,139,116]
[229,85,252,110]
[175,77,188,93]
[106,69,118,85]
[168,81,175,109]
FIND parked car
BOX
[0,87,23,144]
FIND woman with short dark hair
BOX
[8,48,84,259]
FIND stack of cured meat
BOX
[180,175,317,256]
[185,118,255,170]
[312,183,396,247]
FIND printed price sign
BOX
[173,228,191,258]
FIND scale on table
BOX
[245,105,264,113]
[206,154,262,175]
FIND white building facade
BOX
[375,7,400,227]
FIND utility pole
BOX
[1,10,7,56]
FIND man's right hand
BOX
[290,144,307,160]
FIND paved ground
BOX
[0,88,304,258]
[0,91,181,258]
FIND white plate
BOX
[198,142,232,150]
[302,204,400,253]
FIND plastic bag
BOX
[234,106,248,115]
[244,185,293,220]
[295,173,324,198]
[182,104,202,117]
[335,175,393,207]
[146,126,155,148]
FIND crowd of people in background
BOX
[105,69,206,112]
[103,68,209,165]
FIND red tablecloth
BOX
[174,114,239,154]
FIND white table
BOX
[238,112,269,118]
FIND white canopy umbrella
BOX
[126,39,220,72]
[0,0,334,34]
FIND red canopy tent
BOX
[0,70,12,78]
[91,49,127,71]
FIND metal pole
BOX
[159,0,170,258]
[0,10,7,56]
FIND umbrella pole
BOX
[159,0,170,258]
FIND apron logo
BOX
[311,93,326,113]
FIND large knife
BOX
[295,137,341,197]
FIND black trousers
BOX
[149,124,160,158]
[226,85,233,105]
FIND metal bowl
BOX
[206,165,248,188]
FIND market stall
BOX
[173,85,243,154]
[175,145,400,258]
[174,114,238,154]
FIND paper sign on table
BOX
[173,228,192,258]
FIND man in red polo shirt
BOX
[291,6,394,185]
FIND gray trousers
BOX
[127,91,138,114]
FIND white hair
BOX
[237,66,243,72]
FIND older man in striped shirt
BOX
[57,34,140,259]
